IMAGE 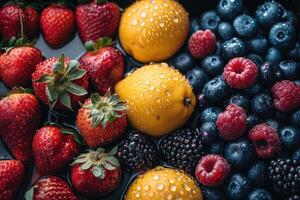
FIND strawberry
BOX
[32,125,81,175]
[0,4,40,40]
[79,37,125,94]
[77,92,127,148]
[41,4,75,48]
[0,91,41,162]
[0,160,25,200]
[32,54,88,111]
[76,0,121,43]
[70,147,121,198]
[25,176,78,200]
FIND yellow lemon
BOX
[119,0,189,63]
[115,63,195,136]
[125,166,203,200]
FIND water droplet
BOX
[167,194,173,200]
[150,86,155,91]
[153,175,160,180]
[169,179,175,184]
[183,184,191,192]
[141,12,147,18]
[156,183,164,190]
[156,99,161,103]
[144,185,150,191]
[145,80,150,84]
[149,18,154,22]
[136,192,140,198]
[132,18,138,26]
[149,191,154,197]
[154,6,158,9]
[137,186,141,191]
[173,18,179,23]
[141,21,145,26]
[170,185,177,192]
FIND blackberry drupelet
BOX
[285,194,300,200]
[117,131,159,172]
[160,128,205,174]
[268,158,300,195]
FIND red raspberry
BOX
[272,80,300,111]
[223,57,258,89]
[248,123,281,159]
[195,154,230,186]
[216,104,247,140]
[188,30,216,59]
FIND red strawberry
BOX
[25,176,78,200]
[0,4,40,40]
[0,160,25,200]
[77,92,127,148]
[0,46,43,87]
[0,91,41,162]
[32,125,81,175]
[41,4,75,48]
[79,37,125,94]
[70,147,121,198]
[76,1,121,43]
[32,54,89,111]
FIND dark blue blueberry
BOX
[221,37,247,60]
[265,119,281,131]
[278,60,300,80]
[247,161,269,188]
[218,22,235,40]
[224,138,254,169]
[247,54,264,66]
[209,139,225,155]
[233,14,257,38]
[258,62,282,86]
[247,114,261,130]
[201,55,224,77]
[203,76,229,103]
[251,93,273,118]
[245,82,263,97]
[200,107,222,123]
[279,126,300,151]
[227,93,250,110]
[282,10,298,27]
[265,47,283,65]
[248,188,272,200]
[247,36,269,55]
[196,93,209,110]
[255,1,285,29]
[189,18,201,34]
[199,122,219,144]
[217,0,243,20]
[290,109,300,127]
[171,52,195,73]
[269,23,296,50]
[287,42,300,61]
[292,148,300,160]
[226,173,252,200]
[186,67,209,93]
[202,187,225,200]
[200,11,221,33]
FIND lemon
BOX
[115,63,196,136]
[119,0,189,63]
[125,166,203,200]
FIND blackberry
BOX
[117,131,158,172]
[285,194,300,200]
[159,128,205,174]
[268,158,300,195]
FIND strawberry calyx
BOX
[33,54,87,110]
[71,146,119,179]
[84,91,127,128]
[84,37,113,52]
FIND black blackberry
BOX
[285,194,300,200]
[268,158,300,195]
[117,131,158,172]
[159,128,205,174]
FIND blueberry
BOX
[217,0,244,20]
[248,188,272,200]
[282,10,298,27]
[196,93,209,110]
[258,62,282,86]
[218,22,235,40]
[186,67,209,93]
[202,187,225,200]
[247,36,269,55]
[265,119,281,131]
[226,173,252,200]
[233,15,257,38]
[287,42,300,61]
[201,55,224,77]
[247,54,264,66]
[255,1,285,29]
[247,161,269,188]
[203,76,229,102]
[209,139,225,155]
[200,11,221,33]
[265,47,283,65]
[269,23,296,50]
[251,93,273,118]
[199,122,219,144]
[224,138,254,169]
[245,82,263,97]
[247,114,261,130]
[292,148,300,160]
[227,93,250,110]
[190,18,201,34]
[221,37,247,60]
[171,52,195,73]
[295,80,300,86]
[279,126,300,151]
[214,41,222,55]
[200,107,222,123]
[278,60,300,80]
[290,109,300,127]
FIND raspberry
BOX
[248,123,281,159]
[272,80,300,111]
[223,57,258,89]
[216,104,247,140]
[188,30,216,59]
[195,154,230,186]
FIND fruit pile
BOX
[0,0,299,199]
